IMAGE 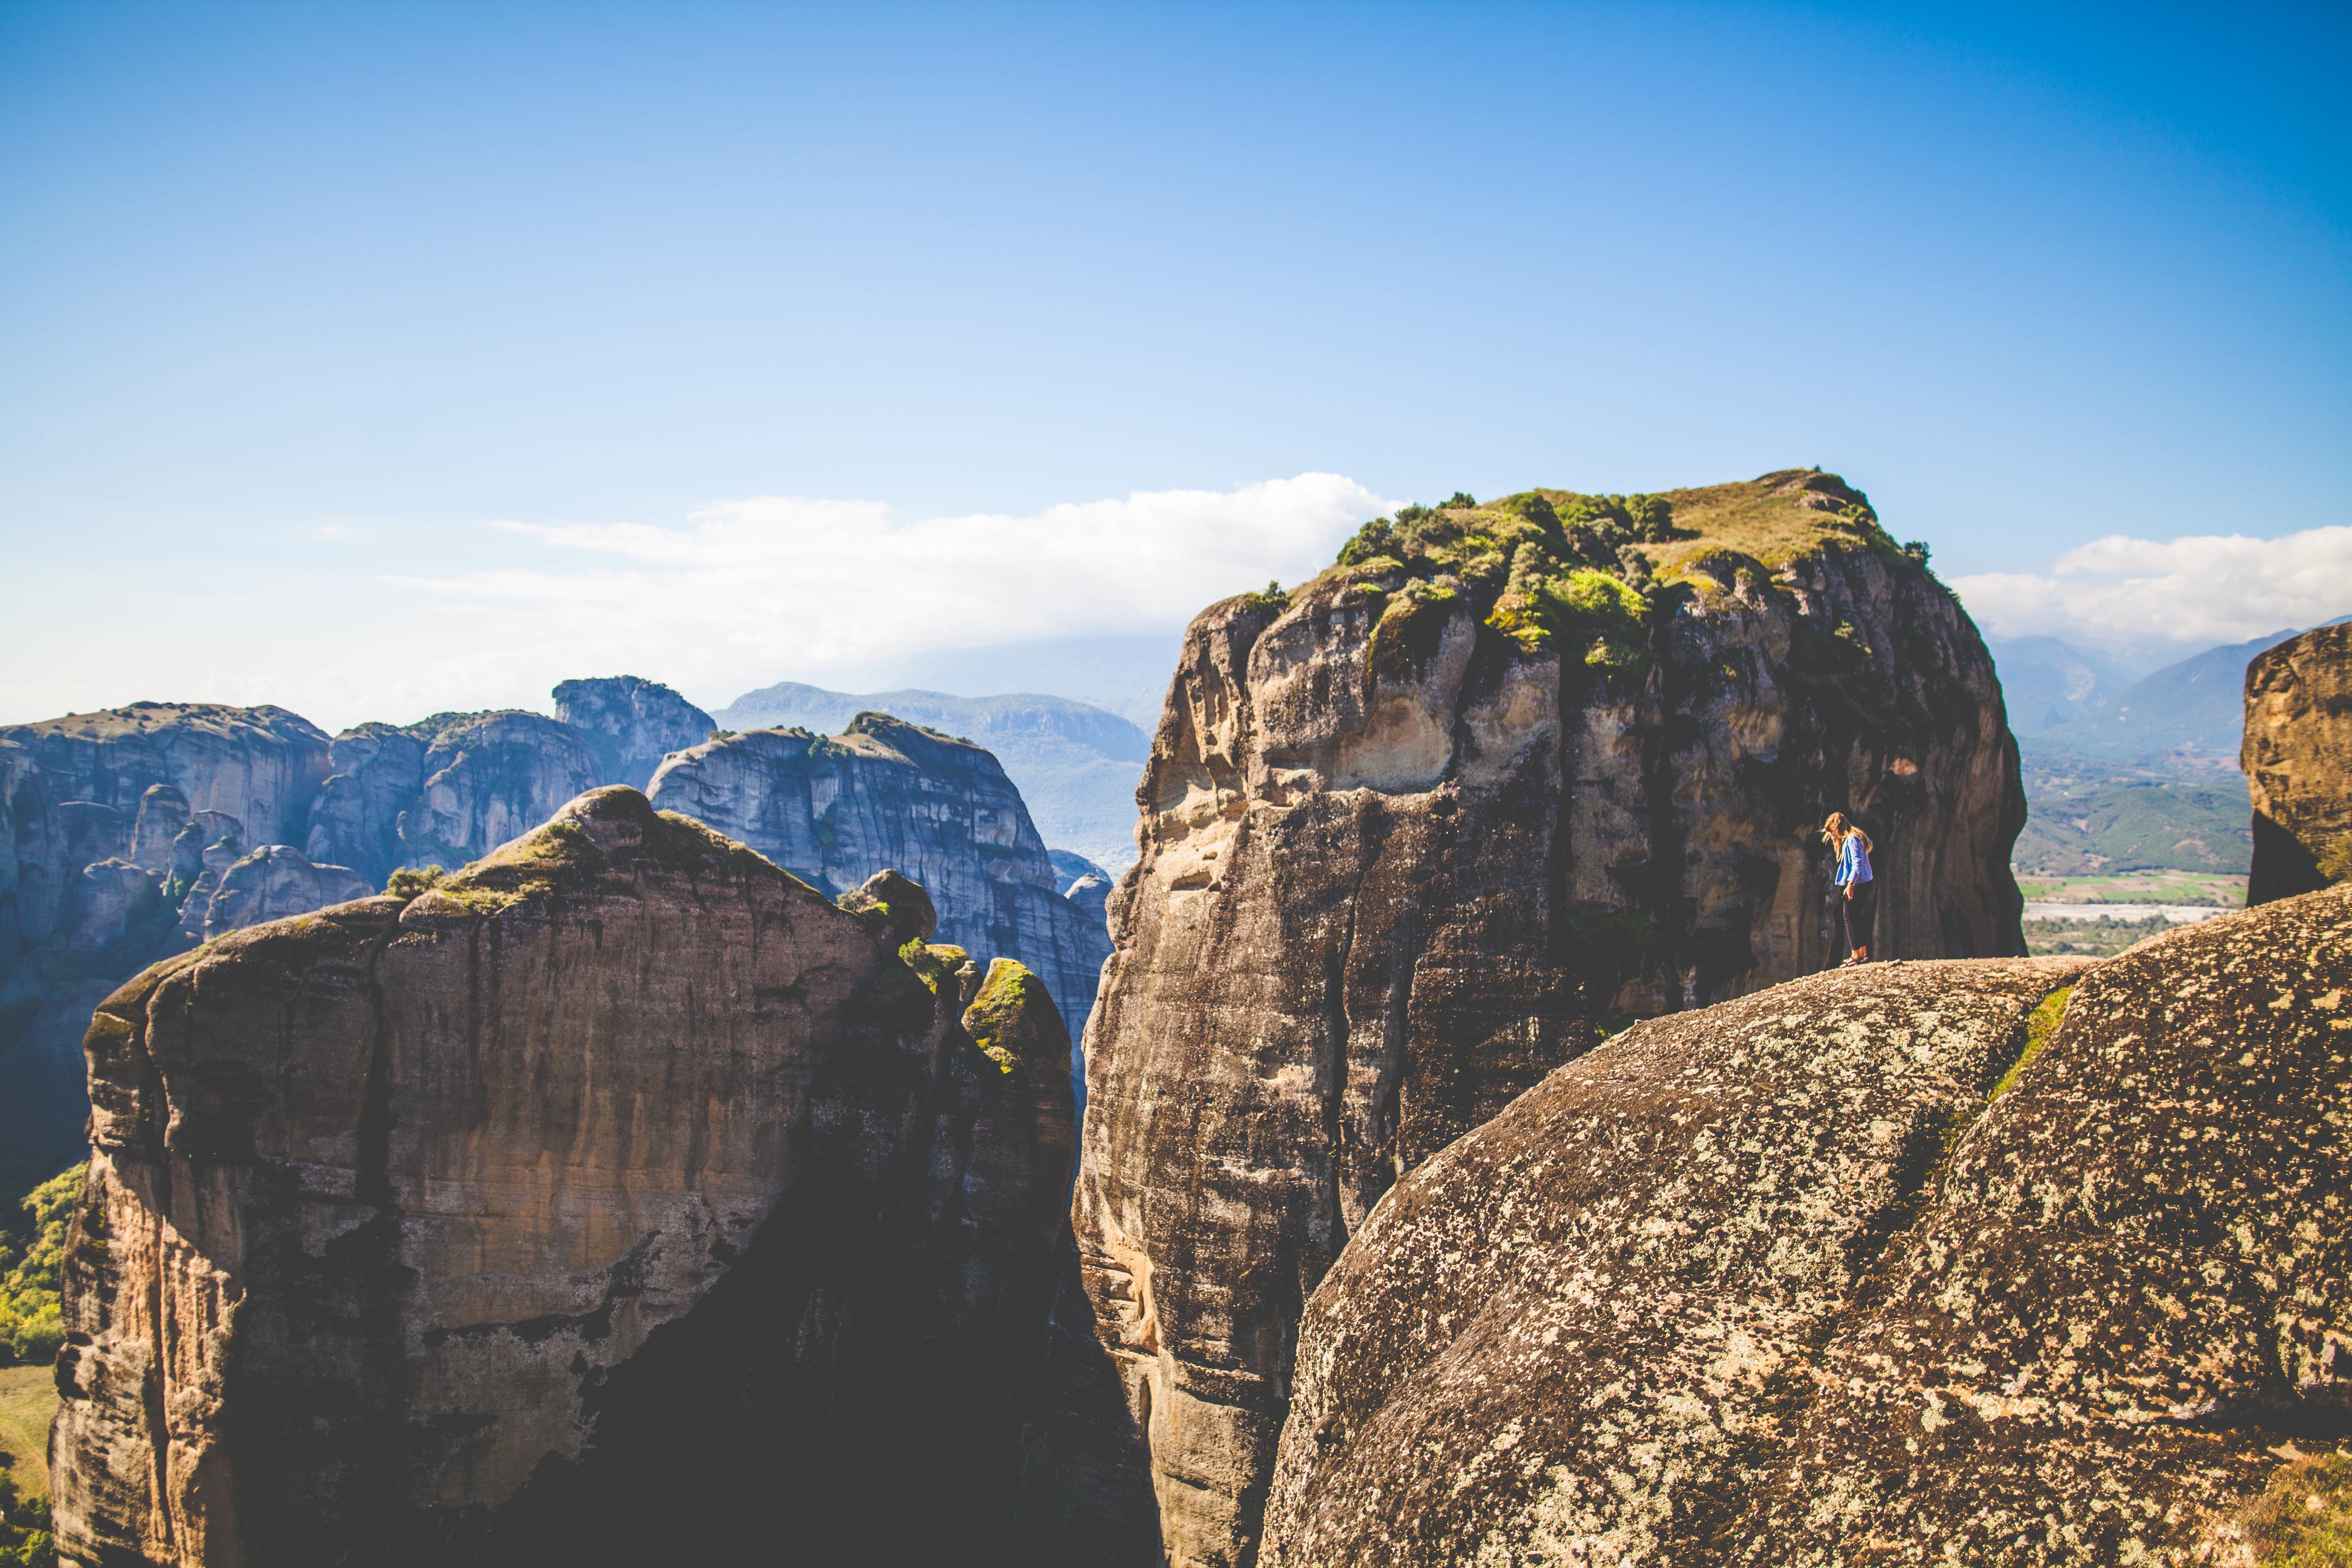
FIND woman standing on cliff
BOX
[1825,813,1875,966]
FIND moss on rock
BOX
[959,958,1061,1075]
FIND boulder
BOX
[552,674,717,789]
[2244,620,2352,904]
[1261,885,2352,1565]
[202,843,374,938]
[1077,472,2031,1564]
[837,866,940,943]
[50,787,1080,1566]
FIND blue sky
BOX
[2,2,2346,726]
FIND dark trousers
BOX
[1841,879,1877,953]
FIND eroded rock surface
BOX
[0,703,329,848]
[1078,472,2028,1566]
[391,709,606,871]
[50,787,1078,1567]
[553,674,716,789]
[301,721,428,887]
[650,712,1114,1056]
[1262,885,2352,1565]
[201,843,372,938]
[2244,620,2352,904]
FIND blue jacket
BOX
[1836,832,1874,888]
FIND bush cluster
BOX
[0,1166,81,1367]
[1336,491,1667,666]
[0,1474,50,1568]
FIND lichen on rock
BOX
[1260,883,2352,1566]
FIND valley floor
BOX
[0,1364,52,1503]
[2015,868,2247,905]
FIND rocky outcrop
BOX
[0,703,329,848]
[650,714,1114,1061]
[715,683,1154,872]
[1262,887,2352,1565]
[553,675,715,789]
[301,722,428,887]
[50,787,1079,1567]
[201,844,372,939]
[389,710,606,872]
[1076,472,2028,1564]
[0,707,335,1203]
[2244,620,2352,905]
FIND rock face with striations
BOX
[2243,620,2352,905]
[553,674,717,790]
[49,787,1078,1567]
[1262,883,2352,1565]
[1076,472,2029,1565]
[650,712,1114,1057]
[0,705,336,1199]
[201,843,373,939]
[0,703,330,850]
[387,709,607,872]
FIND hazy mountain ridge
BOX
[714,681,1151,872]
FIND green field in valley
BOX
[0,1364,53,1502]
[2015,869,2246,905]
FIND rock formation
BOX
[1262,882,2352,1565]
[2243,620,2352,905]
[50,787,1079,1567]
[0,703,329,848]
[1075,472,2029,1564]
[389,709,606,872]
[0,707,332,1202]
[201,844,372,939]
[650,713,1114,1059]
[715,682,1154,872]
[553,674,716,789]
[301,721,428,887]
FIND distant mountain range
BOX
[1991,619,2347,763]
[713,682,1152,871]
[1988,616,2348,880]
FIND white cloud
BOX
[1950,526,2352,652]
[382,473,1391,702]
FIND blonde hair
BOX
[1821,812,1851,846]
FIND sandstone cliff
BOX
[1262,883,2352,1565]
[2243,620,2352,905]
[1076,472,2027,1565]
[552,674,715,789]
[650,713,1114,1065]
[50,787,1078,1566]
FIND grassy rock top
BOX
[1312,468,1929,669]
[404,785,820,918]
[959,958,1065,1075]
[0,700,330,746]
